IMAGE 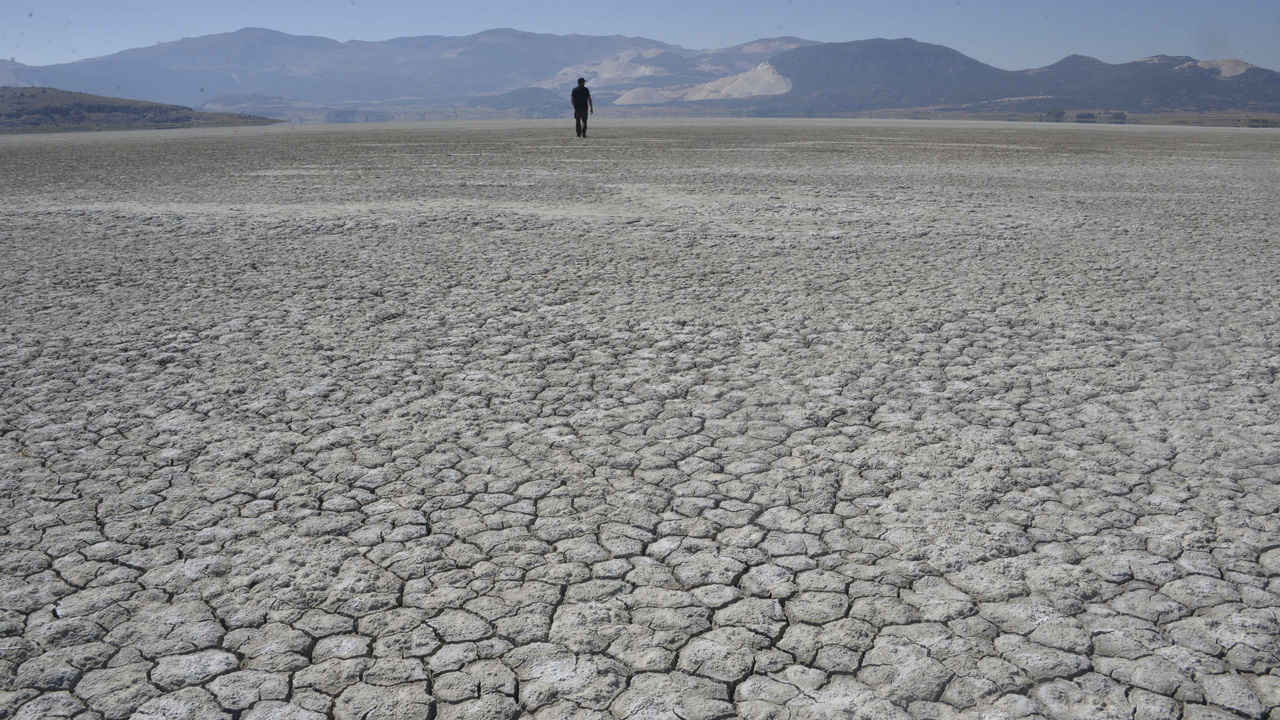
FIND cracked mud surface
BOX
[1,119,1279,720]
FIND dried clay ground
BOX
[2,119,1279,720]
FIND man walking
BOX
[571,78,593,137]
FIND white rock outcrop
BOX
[614,63,792,105]
[1197,58,1255,77]
[683,63,792,101]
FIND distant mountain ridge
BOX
[4,28,1278,119]
[8,28,680,108]
[1014,52,1280,113]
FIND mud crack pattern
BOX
[2,120,1279,719]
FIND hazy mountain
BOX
[11,27,678,108]
[6,29,1278,119]
[1013,53,1280,112]
[763,38,1280,113]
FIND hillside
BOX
[0,87,282,133]
[771,38,1023,106]
[0,59,29,86]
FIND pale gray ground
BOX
[1,119,1279,720]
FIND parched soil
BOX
[1,119,1278,720]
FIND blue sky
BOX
[5,0,1280,71]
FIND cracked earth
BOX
[1,119,1279,720]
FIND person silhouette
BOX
[571,78,593,137]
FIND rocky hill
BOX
[0,87,281,132]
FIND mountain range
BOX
[3,28,1278,121]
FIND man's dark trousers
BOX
[575,108,589,137]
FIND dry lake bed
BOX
[1,119,1279,720]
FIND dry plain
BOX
[1,119,1279,720]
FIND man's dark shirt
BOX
[571,86,591,110]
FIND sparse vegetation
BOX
[0,87,281,133]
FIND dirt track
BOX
[2,119,1279,720]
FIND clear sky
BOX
[5,0,1280,71]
